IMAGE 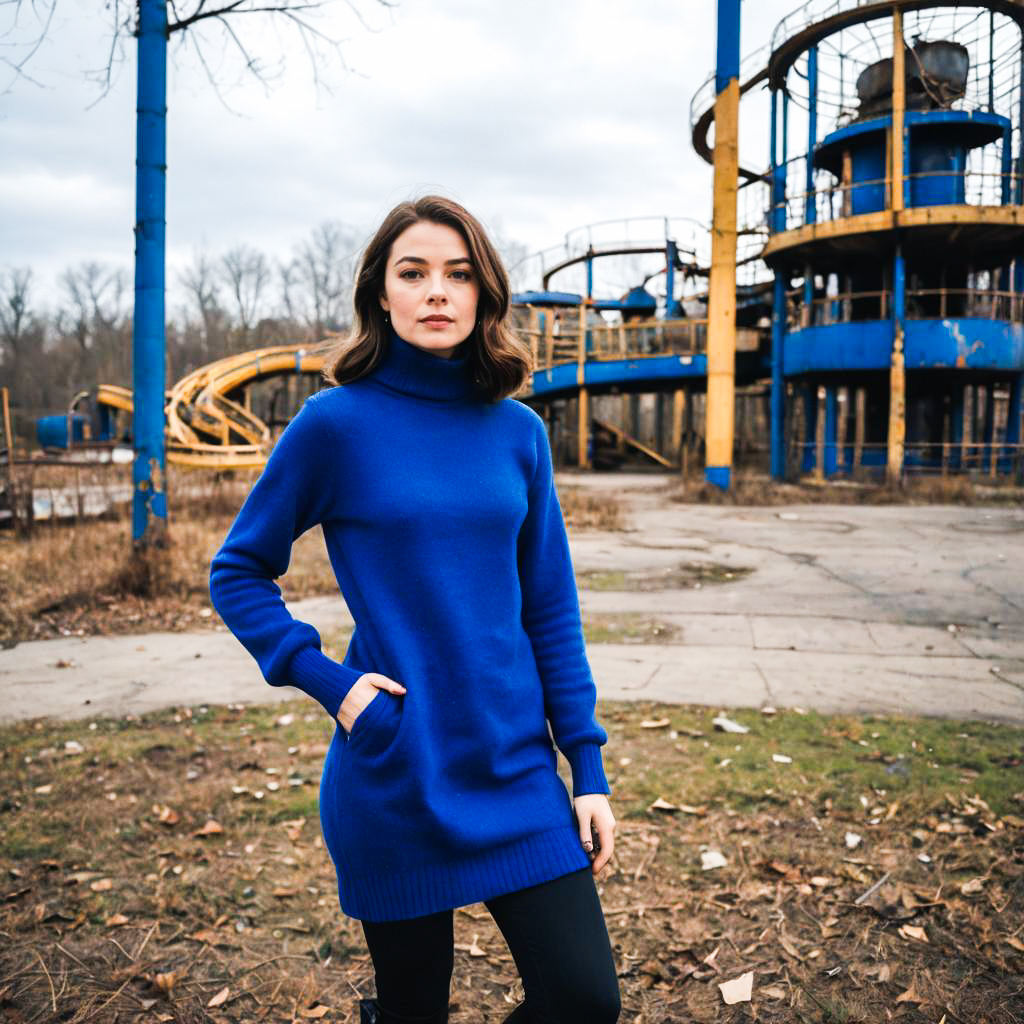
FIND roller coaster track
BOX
[83,313,764,470]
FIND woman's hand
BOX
[573,793,616,875]
[337,672,407,733]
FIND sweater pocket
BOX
[346,689,404,759]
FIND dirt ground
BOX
[1,700,1022,1023]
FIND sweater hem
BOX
[335,824,591,922]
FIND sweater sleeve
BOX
[517,413,611,798]
[208,394,364,719]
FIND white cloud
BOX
[0,0,794,310]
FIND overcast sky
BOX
[1,0,790,316]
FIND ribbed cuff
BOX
[288,646,365,719]
[564,742,611,797]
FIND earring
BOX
[383,313,390,323]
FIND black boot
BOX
[360,996,449,1023]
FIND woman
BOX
[209,195,621,1024]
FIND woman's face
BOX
[380,220,480,359]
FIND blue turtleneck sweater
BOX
[209,330,610,922]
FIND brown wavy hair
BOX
[321,195,533,403]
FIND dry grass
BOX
[667,470,1024,507]
[1,471,624,650]
[1,702,1021,1022]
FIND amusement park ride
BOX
[30,0,1024,486]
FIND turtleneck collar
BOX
[366,327,476,403]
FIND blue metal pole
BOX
[778,89,790,232]
[769,80,786,479]
[1017,41,1024,204]
[1001,123,1012,206]
[1007,373,1023,476]
[665,239,677,317]
[132,0,168,545]
[771,274,786,478]
[805,45,818,226]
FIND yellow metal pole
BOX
[577,388,589,468]
[1,386,19,534]
[578,303,589,469]
[705,74,740,489]
[890,7,905,215]
[672,387,685,474]
[887,7,907,484]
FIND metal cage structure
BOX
[693,0,1024,481]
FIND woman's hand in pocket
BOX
[337,673,406,734]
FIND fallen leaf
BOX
[718,970,754,1005]
[299,1005,330,1019]
[89,878,113,892]
[153,970,179,994]
[106,913,130,926]
[772,753,793,764]
[762,984,786,999]
[898,924,928,943]
[701,851,728,871]
[272,887,298,898]
[896,982,923,1004]
[648,797,679,813]
[34,784,53,795]
[960,876,985,896]
[640,718,670,728]
[845,831,862,850]
[282,818,306,841]
[153,804,180,826]
[207,987,230,1008]
[193,819,224,837]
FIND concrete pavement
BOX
[2,474,1022,724]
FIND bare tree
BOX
[282,220,361,340]
[2,1,397,100]
[179,251,229,361]
[55,261,130,385]
[221,244,270,339]
[58,262,126,352]
[0,267,34,366]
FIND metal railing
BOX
[792,439,1024,481]
[765,167,1021,235]
[787,287,1024,328]
[512,314,712,374]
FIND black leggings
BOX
[360,866,621,1023]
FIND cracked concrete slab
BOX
[2,474,1022,725]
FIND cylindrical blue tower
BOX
[694,0,1024,482]
[764,1,1024,480]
